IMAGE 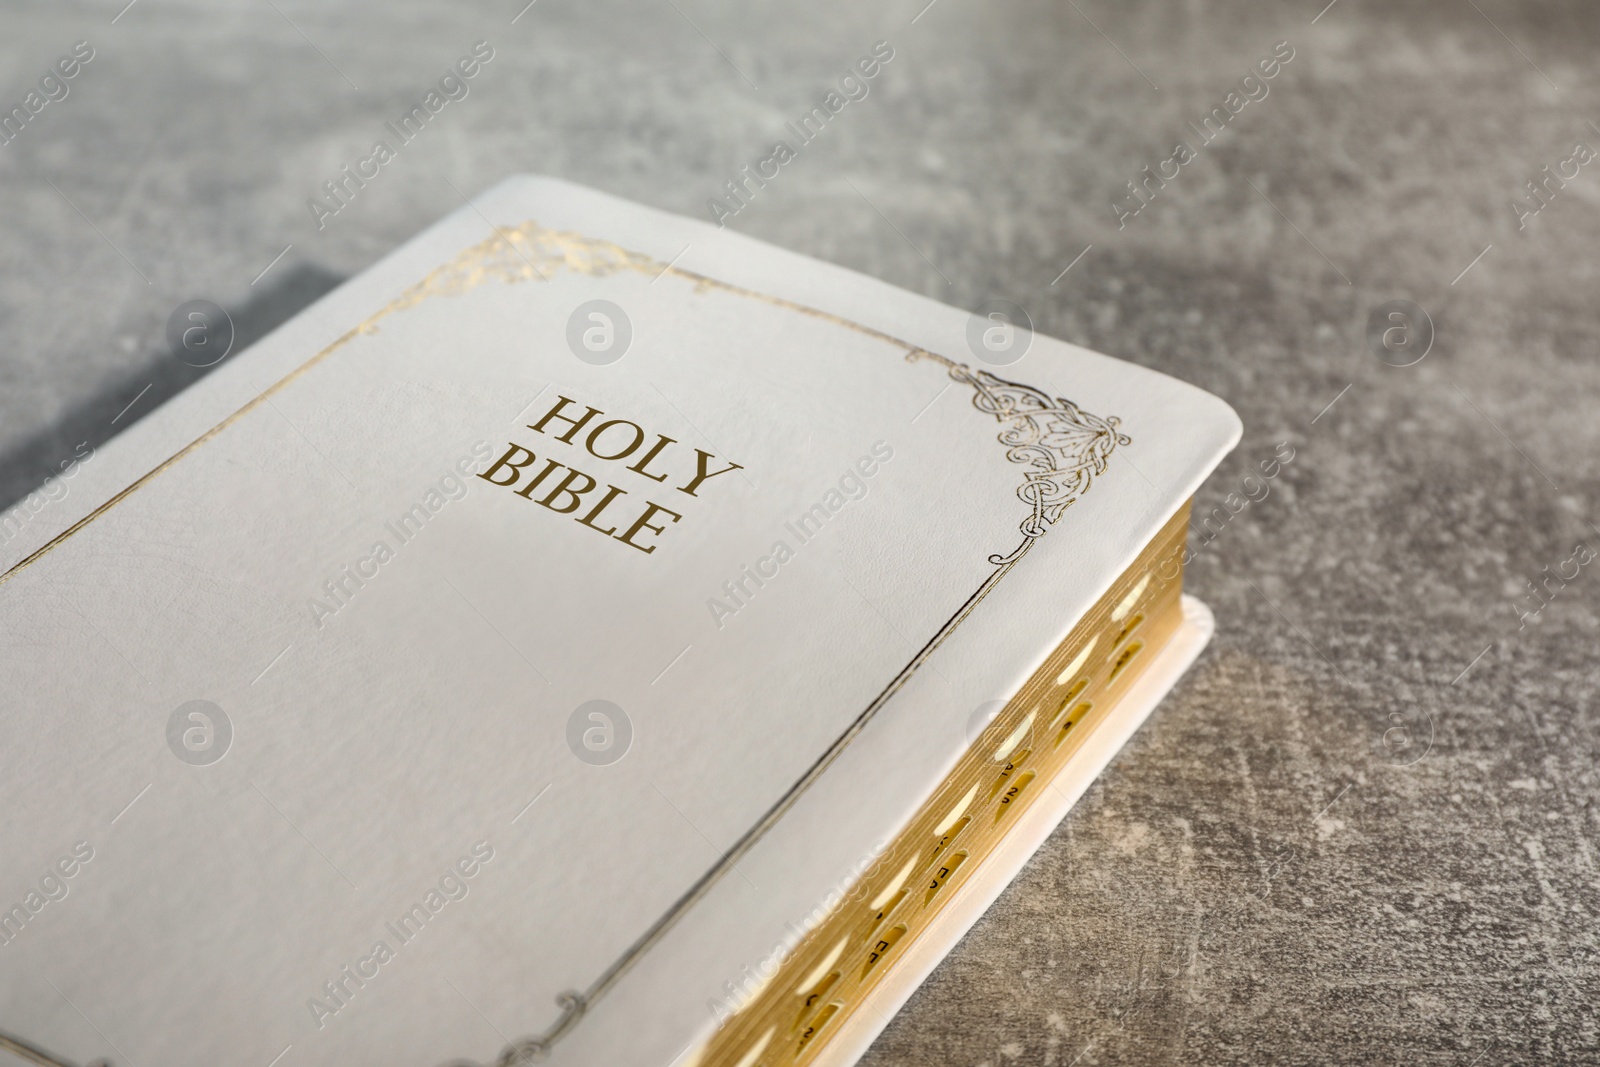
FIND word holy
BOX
[0,441,94,548]
[307,40,495,230]
[0,40,94,147]
[0,841,94,948]
[1510,142,1597,231]
[1512,542,1595,629]
[1114,40,1296,229]
[706,442,893,629]
[707,40,895,228]
[307,841,494,1029]
[480,395,744,556]
[307,442,493,628]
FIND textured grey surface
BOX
[2,0,1598,1064]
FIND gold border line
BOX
[0,322,365,590]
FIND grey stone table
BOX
[2,0,1596,1063]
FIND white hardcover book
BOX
[0,176,1239,1067]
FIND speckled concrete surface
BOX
[2,0,1597,1063]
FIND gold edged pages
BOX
[693,502,1192,1067]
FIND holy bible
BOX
[0,176,1239,1067]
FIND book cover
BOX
[0,176,1239,1067]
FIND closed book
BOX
[0,176,1239,1067]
